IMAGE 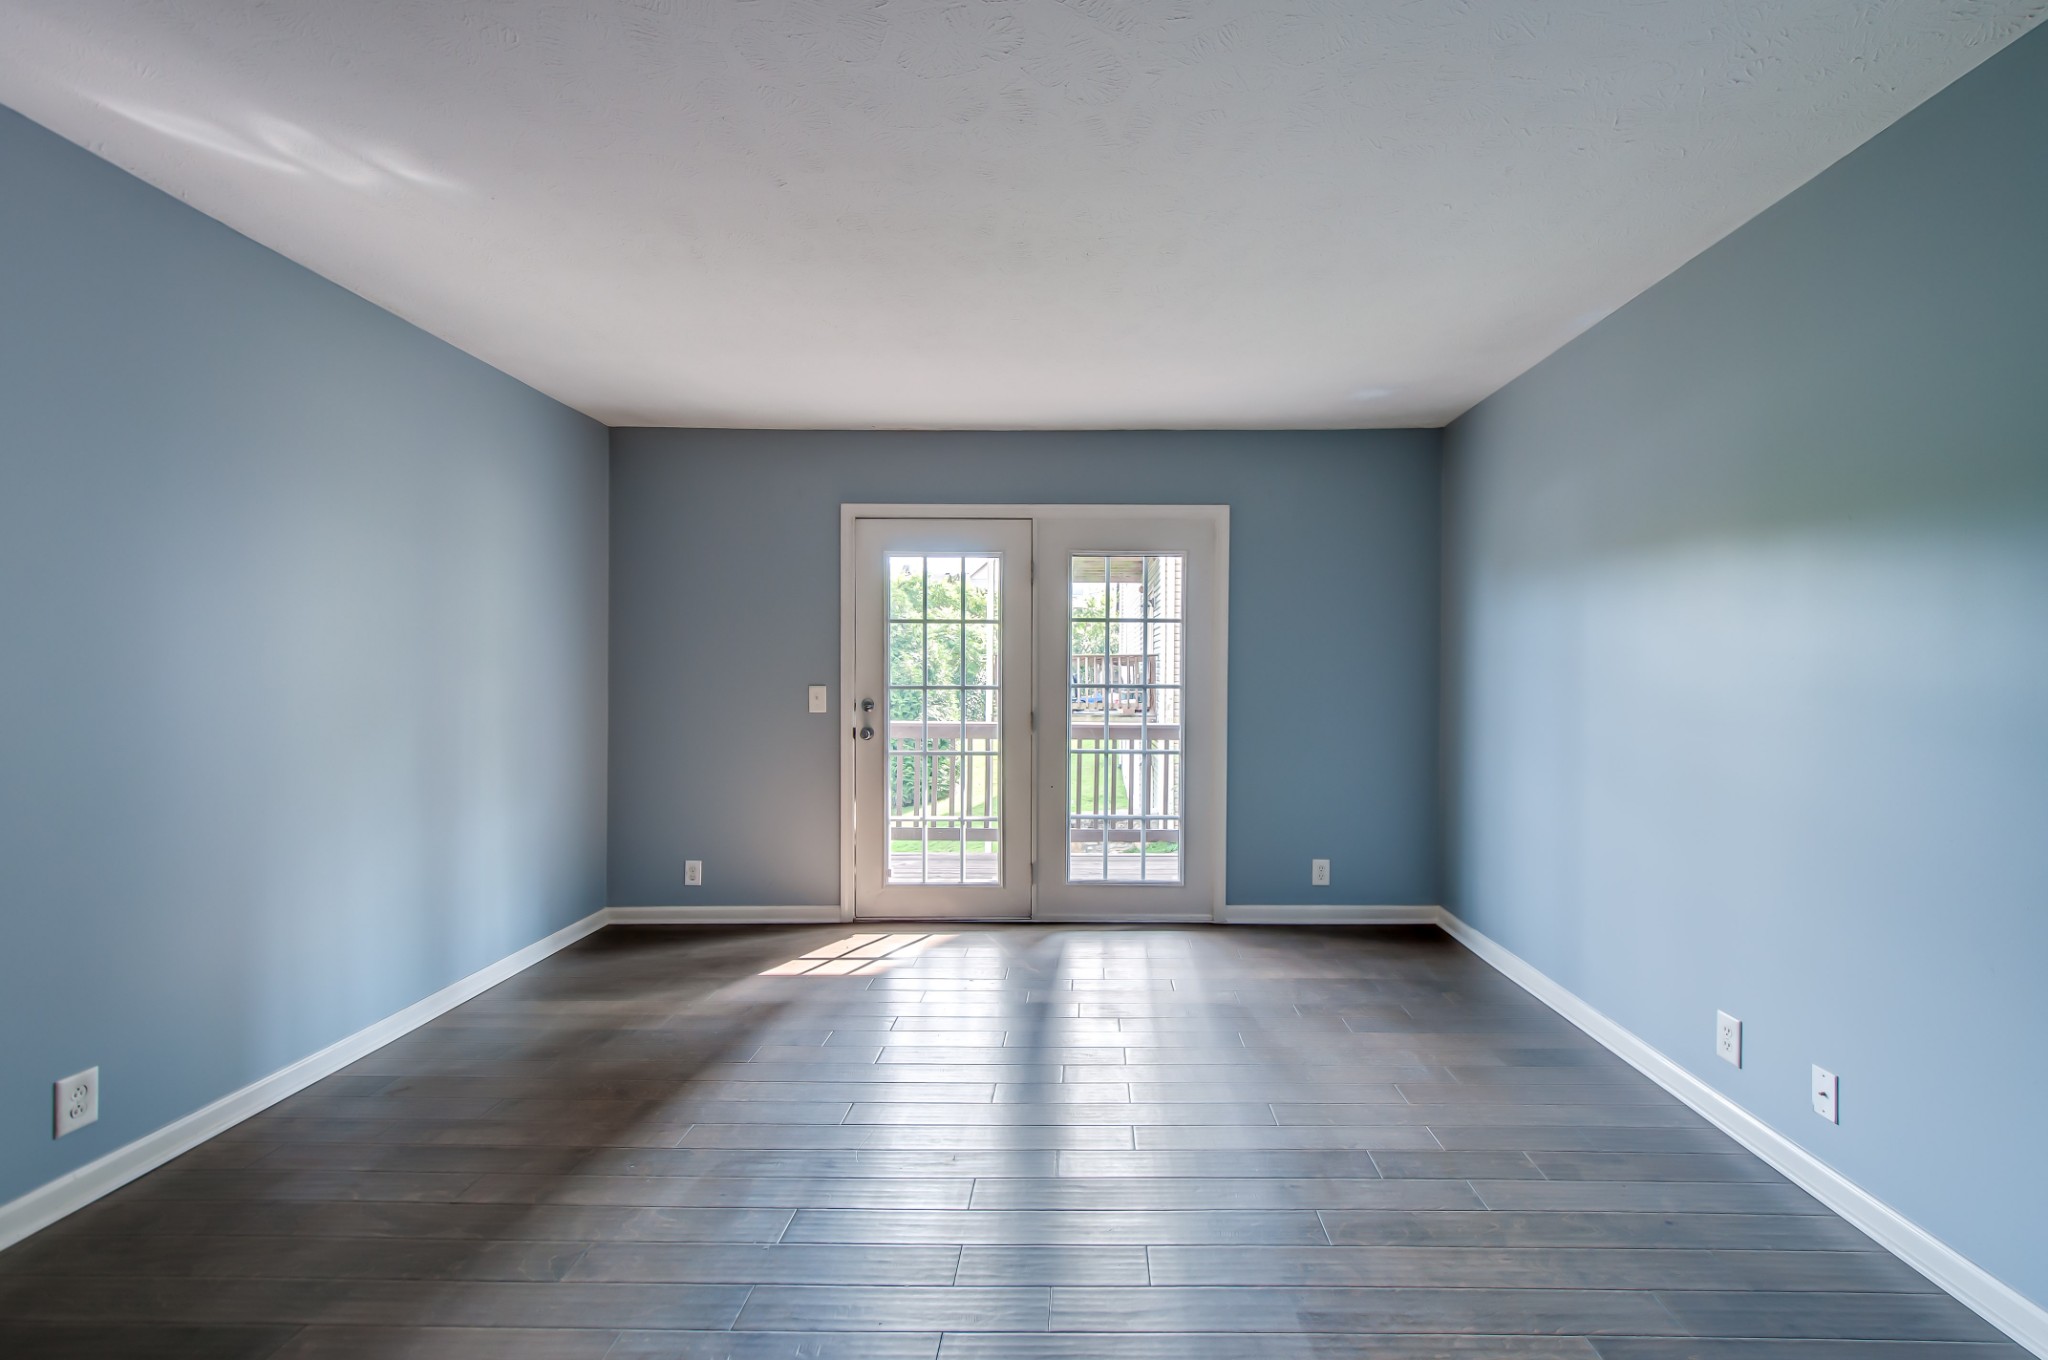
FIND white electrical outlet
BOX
[684,860,703,887]
[1812,1064,1838,1123]
[54,1067,98,1138]
[1310,858,1331,886]
[1715,1011,1742,1067]
[807,685,828,714]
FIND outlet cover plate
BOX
[808,685,828,713]
[1310,859,1330,886]
[684,860,703,887]
[1716,1011,1742,1067]
[54,1067,98,1138]
[1812,1065,1838,1123]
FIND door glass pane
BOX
[1068,553,1184,884]
[887,552,1002,887]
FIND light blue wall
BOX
[609,430,1441,908]
[1442,26,2048,1309]
[0,107,609,1208]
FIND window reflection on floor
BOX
[759,932,956,976]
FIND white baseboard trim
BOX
[606,905,845,925]
[603,905,1446,927]
[1436,908,2048,1358]
[1217,903,1439,925]
[0,908,609,1255]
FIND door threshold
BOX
[852,916,1035,924]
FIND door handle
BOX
[860,698,875,741]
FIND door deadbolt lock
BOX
[861,698,875,712]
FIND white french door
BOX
[1030,512,1224,920]
[845,507,1225,921]
[851,519,1034,918]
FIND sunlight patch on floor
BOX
[759,932,956,976]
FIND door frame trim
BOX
[839,503,1230,923]
[848,515,1035,920]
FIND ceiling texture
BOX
[2,1,2041,429]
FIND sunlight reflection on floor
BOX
[758,932,957,976]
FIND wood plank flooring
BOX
[0,924,2021,1358]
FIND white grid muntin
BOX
[1067,552,1186,885]
[886,552,1005,887]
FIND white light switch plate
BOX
[55,1067,98,1138]
[808,685,828,713]
[1715,1011,1742,1067]
[684,860,703,887]
[1310,859,1330,886]
[1812,1065,1838,1123]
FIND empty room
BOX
[2,2,2044,1357]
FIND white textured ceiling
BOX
[2,2,2041,428]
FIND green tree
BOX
[887,565,994,820]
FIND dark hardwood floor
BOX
[0,924,2021,1357]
